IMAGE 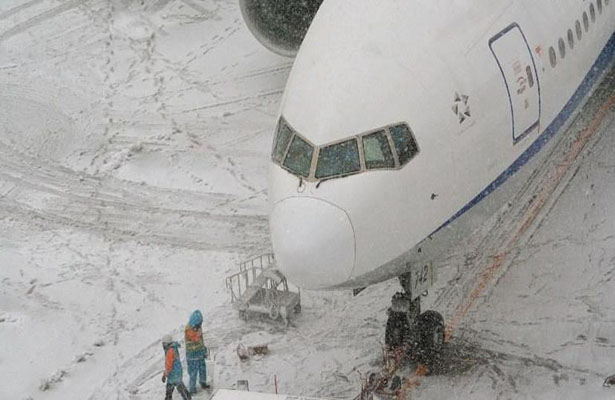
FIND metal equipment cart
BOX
[225,254,301,325]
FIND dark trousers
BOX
[165,381,191,400]
[187,358,207,392]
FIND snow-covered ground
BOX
[2,1,615,400]
[0,1,282,399]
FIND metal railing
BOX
[226,253,275,303]
[239,253,275,272]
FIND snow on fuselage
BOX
[269,0,615,290]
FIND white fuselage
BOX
[269,0,615,290]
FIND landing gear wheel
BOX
[385,312,410,348]
[294,303,301,314]
[416,310,444,364]
[238,310,248,321]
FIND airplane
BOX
[239,0,615,357]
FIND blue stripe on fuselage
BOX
[435,30,615,235]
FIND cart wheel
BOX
[269,304,280,320]
[294,304,301,314]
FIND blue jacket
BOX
[164,342,183,384]
[186,310,207,360]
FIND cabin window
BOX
[576,20,583,40]
[283,135,314,178]
[567,29,574,50]
[362,130,395,170]
[549,47,557,68]
[389,124,419,166]
[590,3,596,22]
[598,0,603,13]
[315,139,361,179]
[272,120,293,163]
[558,38,566,59]
[583,11,590,31]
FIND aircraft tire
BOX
[417,310,444,362]
[385,311,410,348]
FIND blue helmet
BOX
[189,310,203,328]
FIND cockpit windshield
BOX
[271,118,419,181]
[272,120,293,163]
[283,135,314,178]
[362,130,395,169]
[315,139,361,179]
[390,124,419,166]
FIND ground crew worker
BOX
[185,309,210,394]
[161,334,191,400]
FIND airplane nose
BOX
[270,197,356,289]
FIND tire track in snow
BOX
[0,0,45,21]
[0,141,269,252]
[0,0,88,42]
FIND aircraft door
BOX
[489,23,541,144]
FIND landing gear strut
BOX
[384,272,445,363]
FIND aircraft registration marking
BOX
[406,262,435,297]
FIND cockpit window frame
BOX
[361,129,397,171]
[270,118,420,182]
[271,119,294,164]
[283,134,315,178]
[389,123,420,167]
[272,118,316,179]
[315,137,362,180]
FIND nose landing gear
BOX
[384,272,445,364]
[358,270,444,398]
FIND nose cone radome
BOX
[270,197,356,289]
